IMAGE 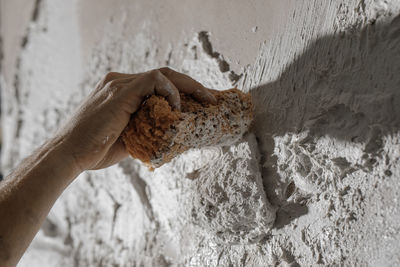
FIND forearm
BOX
[0,136,80,266]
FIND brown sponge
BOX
[121,88,253,169]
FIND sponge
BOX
[121,88,253,169]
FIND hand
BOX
[57,68,217,173]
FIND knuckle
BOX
[159,67,172,76]
[105,81,122,96]
[107,79,119,87]
[148,69,162,80]
[103,72,117,82]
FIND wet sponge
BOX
[121,88,253,169]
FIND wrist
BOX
[42,135,83,180]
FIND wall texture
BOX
[1,0,400,266]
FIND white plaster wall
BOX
[1,0,400,266]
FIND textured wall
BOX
[1,0,400,266]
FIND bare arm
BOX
[0,68,216,266]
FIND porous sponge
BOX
[121,88,253,169]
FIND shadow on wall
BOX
[250,15,400,228]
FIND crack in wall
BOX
[0,36,3,73]
[105,190,122,239]
[7,0,44,167]
[21,0,42,49]
[118,160,155,221]
[198,31,242,84]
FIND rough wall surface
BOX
[1,0,400,266]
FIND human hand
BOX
[57,68,217,173]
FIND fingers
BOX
[102,68,216,114]
[124,69,181,110]
[159,67,217,104]
[153,70,181,110]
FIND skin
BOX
[0,67,217,267]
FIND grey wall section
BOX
[1,0,400,266]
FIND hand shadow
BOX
[250,15,400,228]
